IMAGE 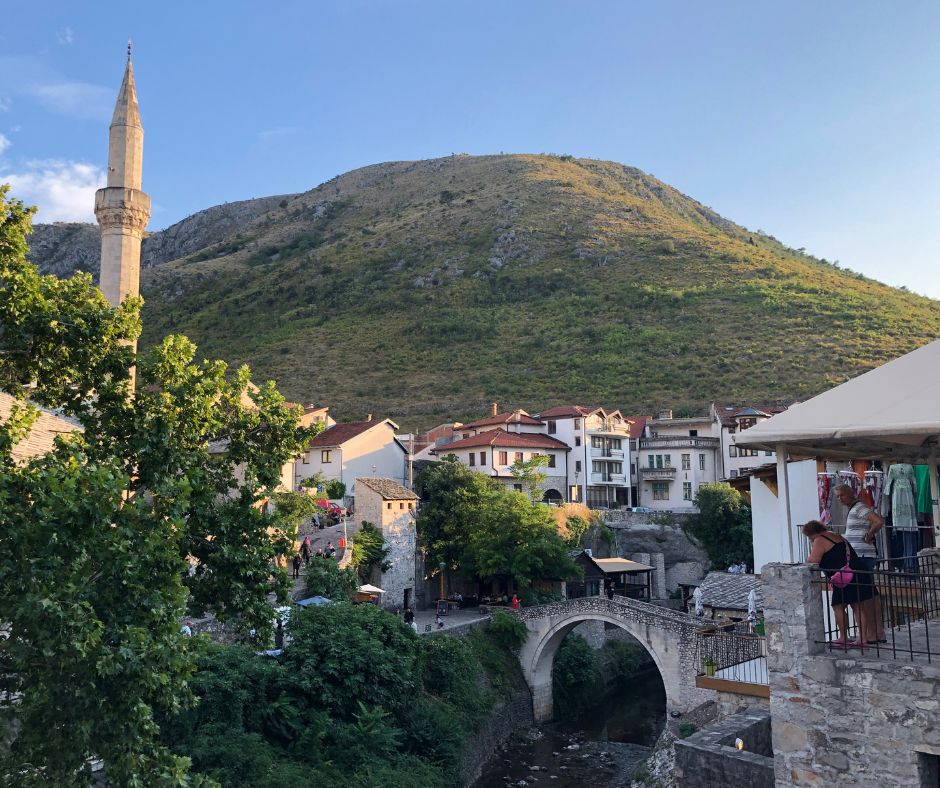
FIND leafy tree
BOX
[0,186,309,784]
[351,521,390,582]
[302,557,359,601]
[325,479,346,499]
[507,453,549,499]
[271,489,319,528]
[463,490,577,594]
[690,482,753,569]
[552,634,602,717]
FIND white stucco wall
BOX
[751,458,819,572]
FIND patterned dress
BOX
[884,463,918,532]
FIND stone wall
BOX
[459,684,535,786]
[763,562,940,786]
[674,707,774,788]
[666,561,706,593]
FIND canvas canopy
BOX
[735,337,940,462]
[357,584,385,594]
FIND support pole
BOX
[776,444,795,563]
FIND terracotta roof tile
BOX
[624,415,651,439]
[431,428,570,452]
[462,411,544,429]
[307,419,386,447]
[536,405,599,419]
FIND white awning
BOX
[357,584,385,594]
[734,337,940,461]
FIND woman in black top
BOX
[804,520,875,647]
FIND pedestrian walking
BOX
[300,540,310,565]
[291,554,301,579]
[326,541,335,558]
[511,594,521,611]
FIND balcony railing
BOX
[639,437,719,450]
[590,447,625,459]
[694,626,768,695]
[813,553,940,663]
[588,421,631,437]
[639,466,676,480]
[590,472,626,485]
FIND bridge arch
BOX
[514,597,707,722]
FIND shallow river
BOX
[474,670,666,788]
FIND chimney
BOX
[367,413,373,421]
[491,402,498,416]
[658,409,673,420]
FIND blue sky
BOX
[2,1,939,297]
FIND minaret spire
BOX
[95,49,150,380]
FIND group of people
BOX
[479,593,521,609]
[806,483,888,648]
[292,536,338,578]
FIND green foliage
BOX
[690,483,753,569]
[302,557,359,601]
[564,515,591,547]
[0,185,310,784]
[552,635,602,718]
[600,640,647,687]
[487,610,528,654]
[350,521,391,581]
[159,600,525,786]
[325,479,346,499]
[678,722,698,738]
[508,453,549,499]
[271,490,318,528]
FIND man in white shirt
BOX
[835,484,886,642]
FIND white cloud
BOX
[0,159,105,222]
[57,27,75,45]
[32,82,111,120]
[0,133,10,155]
[0,97,10,112]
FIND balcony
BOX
[590,472,627,485]
[590,446,625,459]
[639,466,677,480]
[639,436,719,451]
[588,420,631,437]
[694,626,769,698]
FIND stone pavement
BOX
[412,606,490,635]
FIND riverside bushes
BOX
[160,603,523,786]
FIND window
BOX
[739,418,757,430]
[498,450,508,465]
[480,451,486,465]
[648,455,655,468]
[592,436,604,449]
[664,454,672,467]
[730,470,739,478]
[574,419,581,429]
[699,453,706,470]
[386,502,392,509]
[408,502,414,509]
[513,484,523,491]
[611,462,623,475]
[548,454,556,468]
[575,436,582,446]
[689,429,698,437]
[547,420,557,434]
[610,438,622,450]
[592,461,604,473]
[765,450,773,456]
[681,454,691,470]
[462,433,470,440]
[514,452,523,463]
[683,482,692,500]
[652,482,669,500]
[655,455,663,469]
[739,448,758,457]
[321,450,332,463]
[729,445,737,457]
[399,502,405,509]
[575,460,582,473]
[469,453,476,466]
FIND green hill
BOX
[37,154,940,427]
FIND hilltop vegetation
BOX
[29,154,940,427]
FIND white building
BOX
[717,404,787,479]
[636,408,721,510]
[294,416,409,503]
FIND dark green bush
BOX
[488,609,528,653]
[553,634,602,718]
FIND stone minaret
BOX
[95,47,150,322]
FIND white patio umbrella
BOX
[693,586,704,617]
[358,584,385,594]
[747,588,758,617]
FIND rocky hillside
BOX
[27,194,293,281]
[27,154,940,428]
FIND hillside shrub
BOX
[302,558,358,601]
[690,483,753,569]
[488,609,528,653]
[325,479,346,499]
[351,521,391,581]
[553,634,602,717]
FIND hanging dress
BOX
[884,463,917,532]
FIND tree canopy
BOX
[0,185,310,784]
[415,456,577,594]
[690,482,754,569]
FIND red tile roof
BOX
[462,411,544,429]
[307,419,387,448]
[715,404,789,428]
[430,428,570,453]
[624,415,651,439]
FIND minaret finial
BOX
[127,39,132,61]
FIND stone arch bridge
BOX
[513,596,710,721]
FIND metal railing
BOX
[813,553,940,662]
[695,625,768,685]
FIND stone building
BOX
[353,477,418,612]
